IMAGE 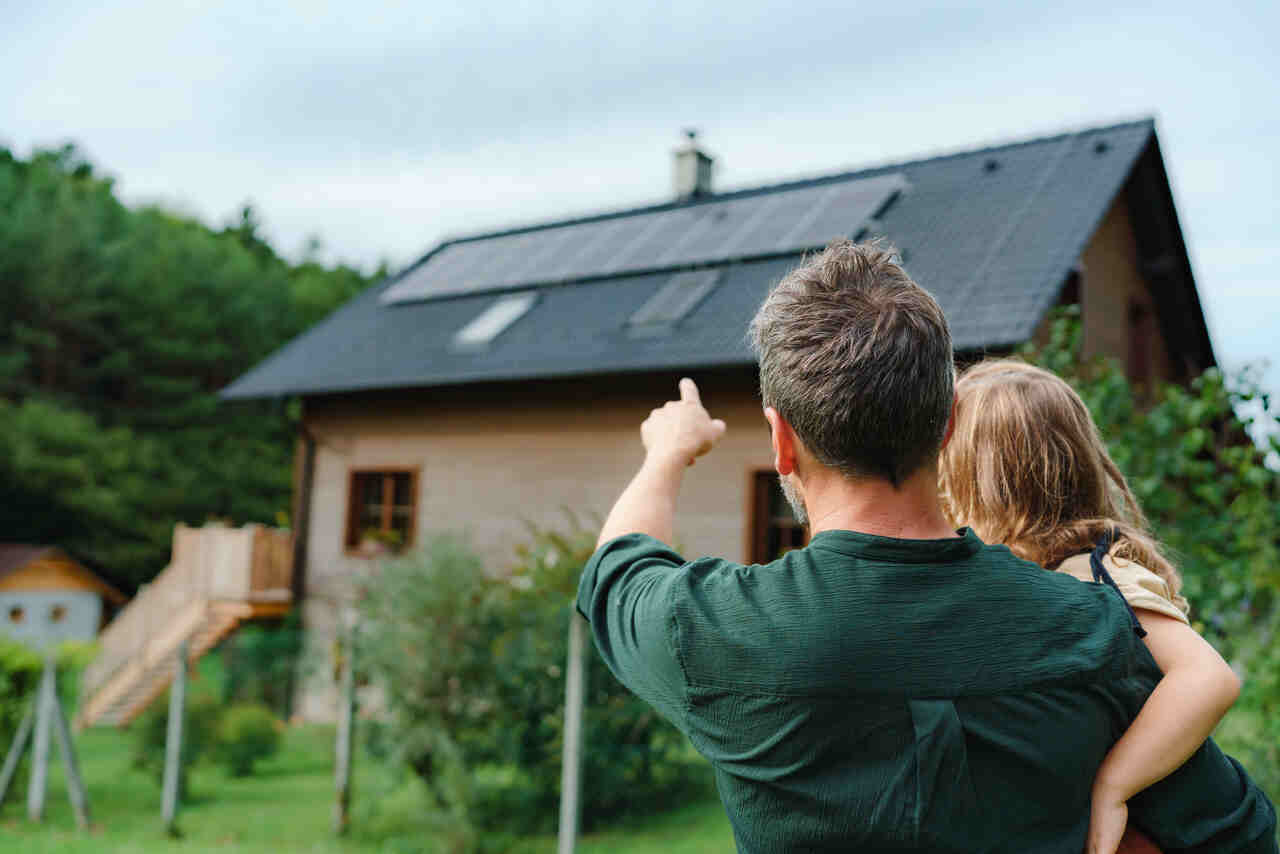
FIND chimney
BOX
[673,129,714,199]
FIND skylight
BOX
[627,270,722,336]
[452,292,538,351]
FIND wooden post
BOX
[161,641,187,835]
[0,702,35,806]
[557,612,589,854]
[51,670,91,829]
[26,654,55,822]
[333,614,356,835]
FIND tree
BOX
[0,144,372,586]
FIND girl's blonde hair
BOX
[939,359,1183,598]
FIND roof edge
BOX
[423,117,1157,254]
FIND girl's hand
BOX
[1087,790,1127,854]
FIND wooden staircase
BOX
[78,523,293,728]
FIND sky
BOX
[3,0,1276,390]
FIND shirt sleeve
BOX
[575,533,690,727]
[1056,555,1190,624]
[1102,556,1191,624]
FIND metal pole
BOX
[556,612,589,854]
[26,654,54,822]
[333,613,355,835]
[50,668,92,829]
[161,641,188,835]
[0,702,35,806]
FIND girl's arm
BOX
[1087,611,1242,854]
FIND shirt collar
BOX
[807,526,984,563]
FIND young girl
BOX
[938,359,1242,854]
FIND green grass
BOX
[0,722,734,853]
[2,698,1271,853]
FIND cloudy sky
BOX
[4,0,1276,388]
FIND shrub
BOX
[1024,307,1280,799]
[215,702,281,777]
[0,638,41,744]
[130,689,221,797]
[0,638,41,799]
[358,526,710,849]
[0,637,98,801]
[220,611,303,718]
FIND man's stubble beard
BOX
[778,473,808,526]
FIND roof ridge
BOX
[427,116,1155,250]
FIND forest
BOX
[0,144,374,589]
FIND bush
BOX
[0,638,42,800]
[131,689,221,797]
[358,526,709,849]
[0,637,97,801]
[220,611,303,718]
[1025,307,1280,799]
[215,702,281,777]
[0,638,41,745]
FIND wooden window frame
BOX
[344,467,420,556]
[746,469,808,565]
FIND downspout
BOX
[284,418,316,721]
[291,422,316,604]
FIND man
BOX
[576,241,1276,853]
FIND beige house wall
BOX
[1032,192,1176,382]
[295,370,772,719]
[1080,193,1176,382]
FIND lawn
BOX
[0,722,735,853]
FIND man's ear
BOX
[940,394,957,450]
[764,407,798,476]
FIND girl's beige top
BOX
[1056,552,1191,624]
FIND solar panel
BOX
[791,177,905,249]
[381,171,907,305]
[627,270,722,335]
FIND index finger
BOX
[679,377,701,405]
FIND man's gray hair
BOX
[749,239,955,486]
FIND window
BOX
[50,604,67,623]
[8,605,24,624]
[346,469,418,554]
[452,292,538,351]
[749,470,807,564]
[627,270,722,337]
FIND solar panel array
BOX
[382,172,907,304]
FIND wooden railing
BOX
[80,523,293,712]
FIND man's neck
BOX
[801,463,958,541]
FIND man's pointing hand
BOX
[641,378,728,468]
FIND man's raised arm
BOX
[595,378,726,547]
[572,379,727,724]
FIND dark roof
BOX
[0,544,127,604]
[223,119,1201,400]
[0,544,54,578]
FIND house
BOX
[223,118,1215,719]
[0,545,127,648]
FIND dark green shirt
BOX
[577,529,1277,853]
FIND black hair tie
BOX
[1090,530,1147,638]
